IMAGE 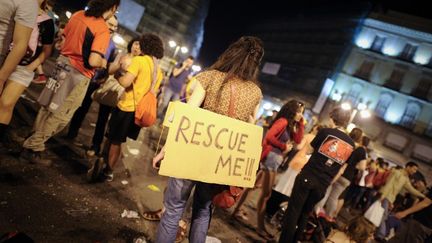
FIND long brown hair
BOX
[270,100,304,133]
[210,36,264,83]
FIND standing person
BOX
[98,33,164,182]
[315,127,368,221]
[86,37,142,157]
[65,15,119,145]
[20,0,120,164]
[278,107,355,243]
[375,161,426,241]
[0,0,38,153]
[155,36,264,243]
[157,56,194,120]
[232,100,305,239]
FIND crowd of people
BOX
[0,0,431,243]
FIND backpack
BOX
[133,57,160,127]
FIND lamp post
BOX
[341,101,371,131]
[168,40,188,60]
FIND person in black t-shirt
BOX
[387,187,432,243]
[315,127,368,220]
[278,107,355,243]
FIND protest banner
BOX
[159,102,263,188]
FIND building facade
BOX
[115,0,209,69]
[324,11,432,172]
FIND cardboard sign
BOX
[159,102,263,188]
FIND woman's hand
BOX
[152,149,165,169]
[283,143,293,155]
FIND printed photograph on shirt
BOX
[318,135,354,165]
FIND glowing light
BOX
[360,110,371,119]
[385,111,400,124]
[53,14,59,19]
[356,38,372,49]
[413,54,430,65]
[357,103,367,111]
[341,102,352,111]
[180,47,188,54]
[65,11,72,19]
[347,123,356,133]
[112,34,126,45]
[192,65,201,72]
[332,92,342,102]
[168,40,177,48]
[263,102,272,110]
[382,46,398,56]
[273,105,281,111]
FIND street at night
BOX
[1,0,432,242]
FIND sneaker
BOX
[20,148,52,166]
[32,74,47,84]
[103,169,114,182]
[86,157,105,182]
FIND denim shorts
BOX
[261,151,284,172]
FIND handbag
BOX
[364,200,385,227]
[91,76,125,107]
[212,83,244,209]
[133,57,159,127]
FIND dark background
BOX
[55,0,432,66]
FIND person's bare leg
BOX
[333,199,344,218]
[232,170,264,217]
[0,80,27,124]
[257,170,275,233]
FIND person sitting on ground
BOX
[326,216,375,243]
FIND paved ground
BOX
[0,59,275,243]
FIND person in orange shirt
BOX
[20,0,120,164]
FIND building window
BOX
[399,43,418,61]
[343,83,363,106]
[370,36,386,52]
[375,92,393,118]
[426,120,432,137]
[384,69,405,91]
[354,60,374,80]
[400,101,422,129]
[412,78,432,100]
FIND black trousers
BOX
[67,82,112,152]
[266,189,289,218]
[279,172,327,243]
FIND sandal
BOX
[142,209,163,221]
[175,221,187,243]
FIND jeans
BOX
[156,178,215,243]
[376,198,391,239]
[158,87,180,120]
[279,172,327,243]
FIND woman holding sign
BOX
[232,100,305,240]
[155,36,264,243]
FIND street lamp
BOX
[341,101,371,124]
[168,40,188,59]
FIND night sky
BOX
[55,0,432,66]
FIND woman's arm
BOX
[26,44,53,71]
